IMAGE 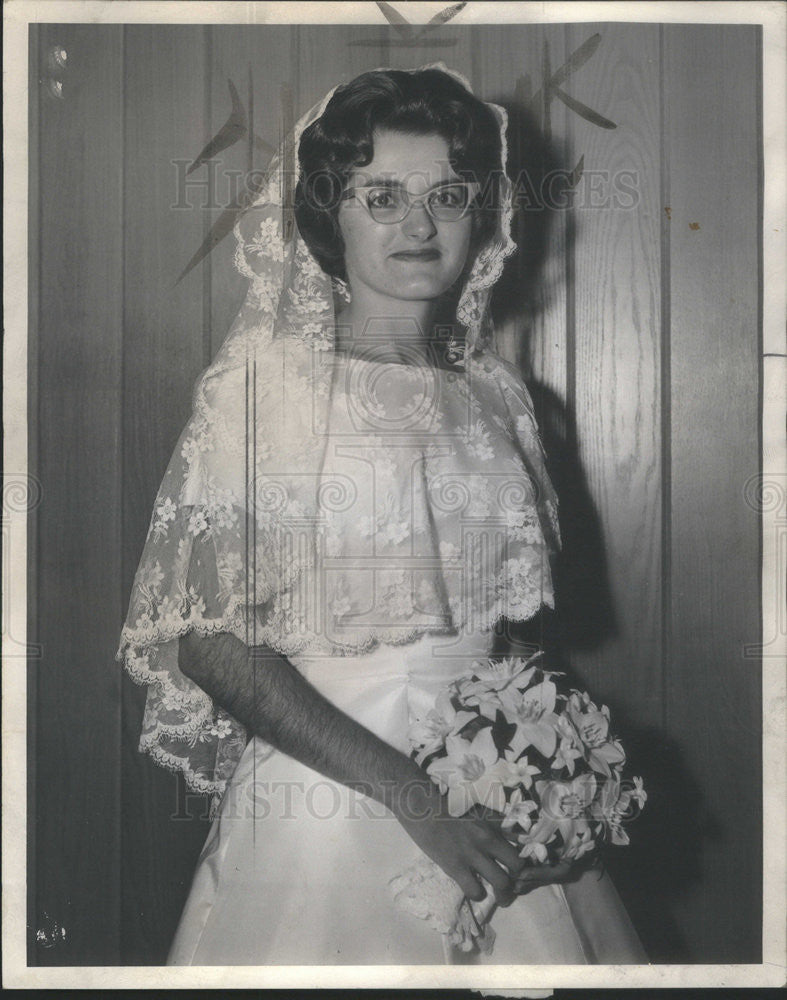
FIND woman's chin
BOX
[376,278,460,303]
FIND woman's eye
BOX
[433,187,463,207]
[367,190,397,209]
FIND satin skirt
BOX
[167,631,647,966]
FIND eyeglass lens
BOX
[364,184,475,223]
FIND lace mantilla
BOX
[117,66,559,805]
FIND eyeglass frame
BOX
[339,180,481,224]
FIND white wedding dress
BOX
[167,628,646,965]
[163,355,647,967]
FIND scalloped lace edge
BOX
[119,592,553,666]
[119,599,554,797]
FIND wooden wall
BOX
[30,23,762,965]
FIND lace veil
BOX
[116,65,561,807]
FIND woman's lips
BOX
[389,248,441,261]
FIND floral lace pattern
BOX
[117,67,560,806]
[117,346,560,804]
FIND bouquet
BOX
[389,651,646,953]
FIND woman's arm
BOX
[178,630,523,905]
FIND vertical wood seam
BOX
[563,23,576,441]
[658,24,672,737]
[756,25,765,959]
[118,21,128,963]
[756,24,764,699]
[292,28,301,127]
[203,26,213,370]
[28,21,41,965]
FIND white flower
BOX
[501,788,539,833]
[456,681,503,721]
[631,776,647,806]
[517,775,596,861]
[468,656,537,693]
[209,717,233,739]
[458,656,540,720]
[426,728,507,817]
[519,839,550,863]
[188,509,208,536]
[409,688,476,763]
[500,676,559,759]
[245,217,285,261]
[497,755,541,790]
[156,497,177,522]
[552,714,583,774]
[566,691,626,776]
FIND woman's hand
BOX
[391,780,524,907]
[467,804,591,898]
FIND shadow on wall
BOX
[488,100,707,963]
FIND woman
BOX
[117,66,645,966]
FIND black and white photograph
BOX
[4,0,785,992]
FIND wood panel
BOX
[562,23,665,956]
[27,25,41,965]
[120,24,213,963]
[34,23,124,964]
[474,23,570,399]
[397,24,474,76]
[566,22,663,720]
[663,23,762,963]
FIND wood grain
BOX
[565,22,663,722]
[120,24,213,963]
[474,23,570,402]
[27,24,41,965]
[663,23,762,963]
[34,23,124,964]
[561,23,666,955]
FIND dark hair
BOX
[294,68,504,281]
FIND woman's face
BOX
[337,129,474,307]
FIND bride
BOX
[117,66,646,966]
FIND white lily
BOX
[427,727,507,817]
[409,689,476,765]
[501,788,539,834]
[501,676,559,759]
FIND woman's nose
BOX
[401,200,437,239]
